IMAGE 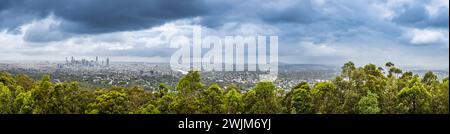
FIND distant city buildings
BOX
[57,56,111,69]
[2,62,448,91]
[106,58,110,67]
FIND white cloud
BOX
[426,0,449,17]
[405,28,448,45]
[371,2,395,20]
[300,41,340,57]
[19,15,70,43]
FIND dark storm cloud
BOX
[2,0,448,34]
[259,1,325,24]
[0,0,48,31]
[0,0,210,34]
[429,10,449,28]
[1,0,336,40]
[0,0,13,10]
[196,0,327,28]
[392,2,449,28]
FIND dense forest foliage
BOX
[0,62,448,114]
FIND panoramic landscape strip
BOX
[1,62,448,114]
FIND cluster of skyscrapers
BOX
[57,56,110,68]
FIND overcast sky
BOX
[0,0,448,69]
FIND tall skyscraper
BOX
[96,56,98,63]
[106,58,110,66]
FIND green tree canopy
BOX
[224,87,244,114]
[87,90,130,114]
[290,88,314,114]
[357,90,380,114]
[200,84,225,114]
[248,82,280,114]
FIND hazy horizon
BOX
[1,59,448,71]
